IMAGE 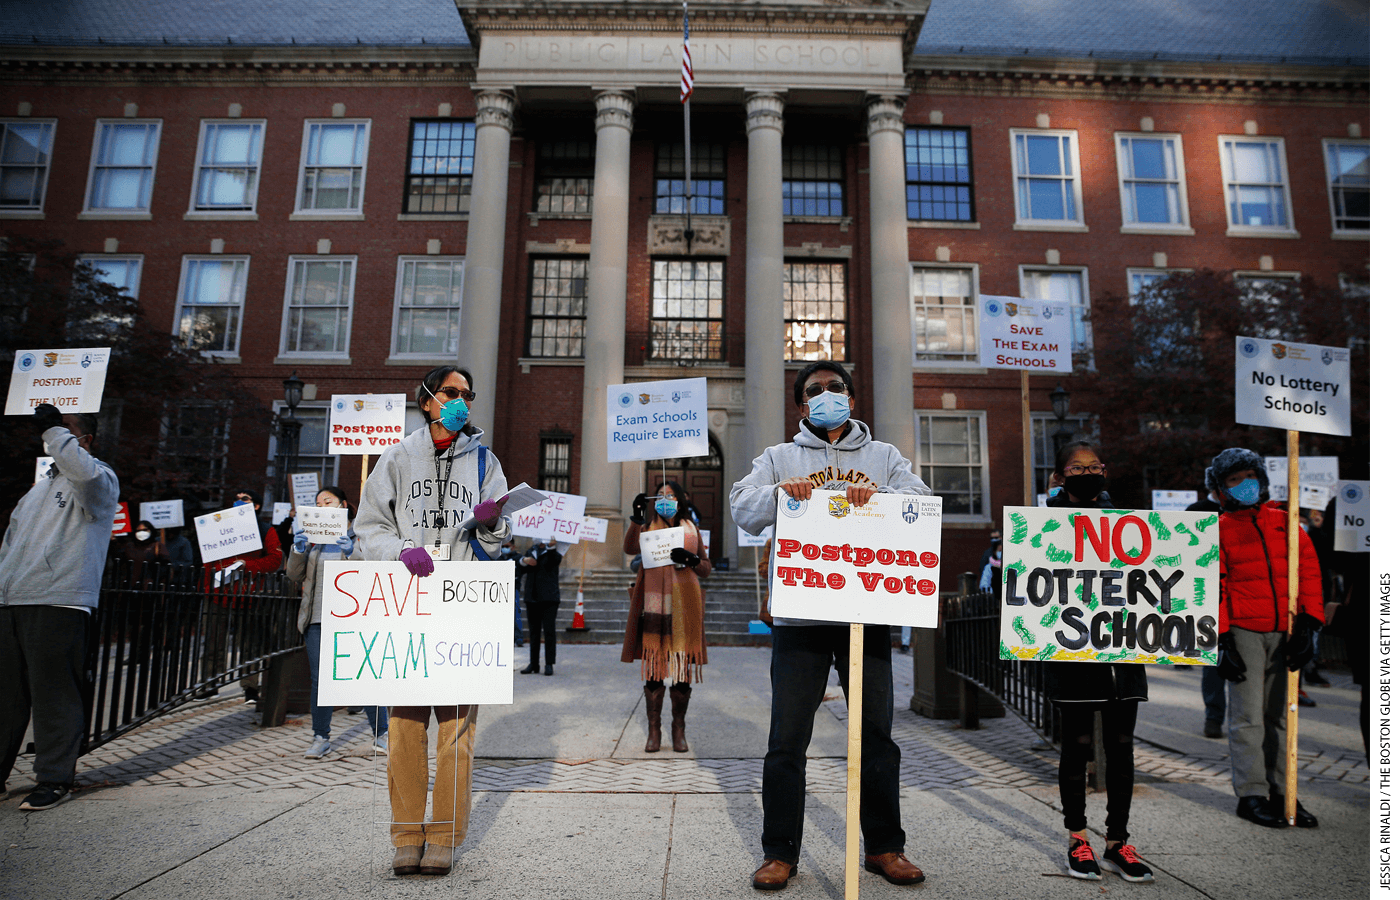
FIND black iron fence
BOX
[80,560,301,754]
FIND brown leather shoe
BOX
[864,851,925,885]
[752,858,796,890]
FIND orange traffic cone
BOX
[568,591,588,631]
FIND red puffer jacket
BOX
[1218,502,1323,633]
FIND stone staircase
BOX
[553,568,770,645]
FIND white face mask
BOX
[135,530,152,541]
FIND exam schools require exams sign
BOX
[606,377,708,462]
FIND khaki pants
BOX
[387,705,478,848]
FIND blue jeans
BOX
[762,624,905,864]
[304,624,387,740]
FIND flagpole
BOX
[682,1,694,252]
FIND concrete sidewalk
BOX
[0,643,1369,900]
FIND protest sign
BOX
[112,502,130,536]
[738,525,773,548]
[512,490,587,541]
[1151,490,1198,511]
[977,296,1072,372]
[577,516,610,543]
[1264,456,1338,505]
[328,394,407,454]
[1335,481,1369,553]
[5,348,111,415]
[194,503,265,564]
[1235,337,1350,436]
[271,502,292,526]
[769,490,943,628]
[700,529,711,554]
[315,560,515,706]
[297,506,349,544]
[638,526,685,568]
[140,500,185,529]
[289,472,321,508]
[998,507,1220,665]
[35,456,52,483]
[606,377,708,462]
[1299,485,1331,510]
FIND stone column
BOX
[866,94,916,459]
[744,92,787,466]
[579,90,635,535]
[457,88,515,441]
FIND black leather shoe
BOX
[1237,795,1287,828]
[544,664,554,676]
[1270,794,1319,828]
[520,664,539,674]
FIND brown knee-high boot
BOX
[670,682,692,752]
[643,681,665,753]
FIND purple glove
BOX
[472,494,508,530]
[400,546,435,577]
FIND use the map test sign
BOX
[1235,337,1350,436]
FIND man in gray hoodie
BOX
[731,361,930,891]
[0,404,120,811]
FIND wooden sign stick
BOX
[845,622,865,900]
[360,454,370,497]
[1284,430,1301,825]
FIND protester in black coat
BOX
[520,538,563,675]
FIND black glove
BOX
[1217,631,1247,683]
[671,547,701,569]
[1285,613,1323,671]
[34,403,63,437]
[630,492,648,525]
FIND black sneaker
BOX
[243,687,259,706]
[1203,720,1223,739]
[1101,843,1154,882]
[1067,835,1101,880]
[20,783,71,811]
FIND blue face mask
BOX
[1047,486,1063,500]
[806,390,851,430]
[1227,477,1261,506]
[654,497,679,520]
[424,382,471,432]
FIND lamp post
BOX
[275,371,304,503]
[1049,382,1073,455]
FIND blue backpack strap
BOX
[468,444,490,561]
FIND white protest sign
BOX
[638,527,685,568]
[700,529,711,554]
[577,516,610,543]
[297,506,349,544]
[194,504,265,564]
[328,393,408,455]
[1300,485,1331,510]
[35,456,53,483]
[316,560,515,706]
[770,490,943,627]
[977,296,1072,372]
[1152,490,1198,511]
[512,491,587,541]
[1335,481,1370,553]
[289,472,321,508]
[999,507,1220,665]
[1264,456,1338,505]
[140,500,185,529]
[1235,337,1350,436]
[5,348,111,415]
[606,377,708,462]
[738,525,773,548]
[271,502,292,526]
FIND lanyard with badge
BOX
[429,445,455,561]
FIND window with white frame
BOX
[1011,129,1082,225]
[784,261,847,361]
[297,121,369,213]
[86,120,161,212]
[393,257,462,357]
[911,266,978,362]
[281,257,355,356]
[268,401,338,489]
[175,256,248,355]
[1,119,56,210]
[1323,139,1368,233]
[1021,267,1091,353]
[1031,412,1097,495]
[915,411,988,520]
[1218,137,1293,232]
[74,255,141,336]
[1235,273,1298,338]
[1127,269,1168,301]
[527,257,588,358]
[1115,133,1189,229]
[192,120,263,212]
[80,255,142,298]
[404,119,474,214]
[905,126,974,221]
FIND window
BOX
[783,144,843,216]
[784,262,847,361]
[539,429,572,493]
[175,256,248,355]
[1031,412,1096,496]
[650,259,724,361]
[268,401,338,490]
[297,121,369,213]
[527,257,588,358]
[81,255,142,299]
[1235,273,1299,338]
[161,401,232,505]
[915,411,988,520]
[1218,137,1293,232]
[393,257,463,357]
[911,266,977,362]
[86,120,160,212]
[1021,267,1091,353]
[1324,139,1368,233]
[74,255,141,336]
[534,139,594,214]
[1010,130,1082,225]
[655,141,725,215]
[1115,133,1189,229]
[281,258,355,357]
[404,119,474,214]
[192,121,263,212]
[905,127,973,221]
[0,119,56,210]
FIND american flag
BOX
[680,4,693,103]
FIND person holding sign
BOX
[1207,448,1325,829]
[1041,442,1155,883]
[519,537,564,676]
[621,481,711,753]
[729,361,929,891]
[355,365,510,877]
[287,486,389,759]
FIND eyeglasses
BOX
[802,381,849,400]
[434,387,475,401]
[1063,463,1106,476]
[235,495,254,503]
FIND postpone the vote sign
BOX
[315,561,514,706]
[606,377,707,462]
[999,507,1220,666]
[140,500,185,529]
[1334,481,1369,553]
[6,347,111,415]
[977,296,1072,372]
[194,504,265,564]
[1235,337,1350,436]
[328,394,407,454]
[770,490,943,628]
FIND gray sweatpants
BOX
[1225,628,1287,798]
[0,606,90,787]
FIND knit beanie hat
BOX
[1206,447,1270,506]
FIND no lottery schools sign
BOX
[1235,337,1350,436]
[328,394,407,454]
[998,507,1220,666]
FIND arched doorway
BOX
[646,433,724,562]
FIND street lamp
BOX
[1049,382,1073,454]
[275,371,304,503]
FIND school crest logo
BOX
[1270,343,1288,359]
[353,399,365,412]
[1341,483,1363,504]
[80,354,92,368]
[983,299,1002,317]
[213,513,223,522]
[1042,305,1053,320]
[334,399,346,412]
[902,500,919,524]
[1238,339,1260,359]
[779,495,808,518]
[639,393,652,405]
[42,352,58,367]
[17,353,36,372]
[1005,301,1019,316]
[828,496,851,519]
[619,392,634,408]
[1321,349,1333,366]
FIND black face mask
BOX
[1064,473,1106,500]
